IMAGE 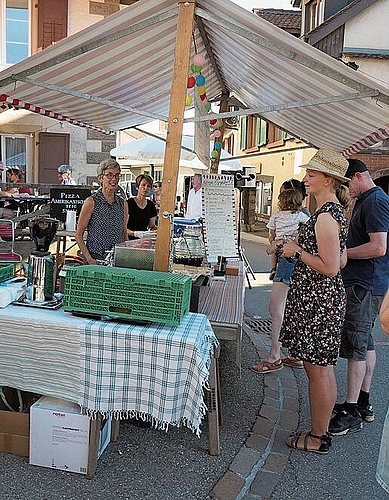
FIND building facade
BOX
[0,0,135,185]
[293,0,389,192]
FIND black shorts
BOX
[340,285,382,360]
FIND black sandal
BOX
[286,431,332,455]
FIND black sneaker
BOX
[358,404,375,423]
[333,402,375,423]
[332,402,345,416]
[329,410,363,436]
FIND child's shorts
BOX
[273,256,297,285]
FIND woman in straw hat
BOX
[279,148,350,455]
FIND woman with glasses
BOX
[75,159,128,264]
[127,174,157,240]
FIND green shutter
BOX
[240,116,247,150]
[256,119,267,146]
[282,130,294,140]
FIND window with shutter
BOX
[282,130,294,140]
[38,0,68,50]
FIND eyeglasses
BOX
[103,172,120,180]
[153,184,160,188]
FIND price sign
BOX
[202,174,239,262]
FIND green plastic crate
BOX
[63,265,192,326]
[0,263,14,283]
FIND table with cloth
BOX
[198,261,245,371]
[0,305,220,476]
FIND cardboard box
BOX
[0,388,41,457]
[225,264,239,276]
[29,396,111,475]
[0,409,29,457]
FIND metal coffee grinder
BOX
[26,217,59,303]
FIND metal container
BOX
[114,236,156,270]
[26,251,55,302]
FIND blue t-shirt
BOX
[342,186,389,296]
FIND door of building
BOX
[39,132,69,184]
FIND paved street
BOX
[0,233,387,499]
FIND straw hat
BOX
[301,148,349,182]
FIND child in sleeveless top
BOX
[267,188,309,280]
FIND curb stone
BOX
[209,323,301,500]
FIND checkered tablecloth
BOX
[79,312,219,435]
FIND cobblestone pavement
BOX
[209,319,300,500]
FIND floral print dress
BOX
[279,202,348,366]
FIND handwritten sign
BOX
[202,174,239,262]
[50,187,91,222]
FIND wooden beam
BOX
[153,0,196,272]
[210,96,229,174]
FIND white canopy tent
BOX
[110,135,242,172]
[1,0,389,268]
[0,0,388,153]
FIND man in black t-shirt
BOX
[330,159,389,436]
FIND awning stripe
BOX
[342,128,389,156]
[0,93,111,134]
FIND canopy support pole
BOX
[154,0,196,272]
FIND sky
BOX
[231,0,299,10]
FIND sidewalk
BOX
[209,322,301,500]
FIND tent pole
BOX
[154,0,196,272]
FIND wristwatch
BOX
[295,250,302,260]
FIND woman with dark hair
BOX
[127,174,157,239]
[152,181,162,211]
[6,168,32,195]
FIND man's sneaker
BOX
[357,404,375,423]
[332,402,345,416]
[332,402,375,423]
[329,410,363,436]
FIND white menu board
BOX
[202,174,239,262]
